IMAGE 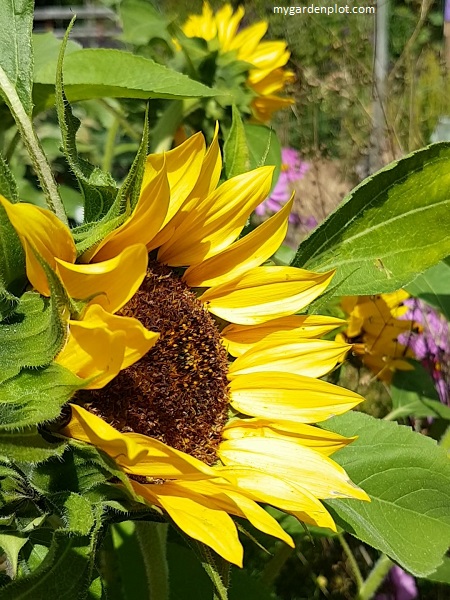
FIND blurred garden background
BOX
[2,1,449,598]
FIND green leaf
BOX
[0,152,19,203]
[0,196,25,318]
[292,143,450,296]
[0,364,85,430]
[167,541,212,600]
[120,0,171,46]
[0,0,34,116]
[0,532,95,600]
[223,106,250,179]
[0,428,66,464]
[406,257,450,321]
[321,411,450,577]
[34,48,217,109]
[0,293,66,381]
[189,540,230,600]
[424,556,450,584]
[391,364,450,420]
[244,124,281,192]
[0,532,28,578]
[32,32,80,82]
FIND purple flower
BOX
[255,147,309,225]
[377,566,418,600]
[399,298,450,404]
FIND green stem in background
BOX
[260,542,294,588]
[383,407,406,421]
[0,65,68,225]
[102,117,120,173]
[338,534,364,590]
[358,554,393,600]
[99,99,141,142]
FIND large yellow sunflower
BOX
[3,131,369,566]
[181,2,295,122]
[339,292,418,382]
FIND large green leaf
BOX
[292,143,450,296]
[0,0,34,116]
[34,48,218,109]
[425,556,450,584]
[391,364,450,420]
[406,257,450,321]
[244,124,281,191]
[120,0,171,46]
[0,364,85,430]
[321,411,450,577]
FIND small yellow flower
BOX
[340,292,418,382]
[181,2,295,122]
[3,131,369,566]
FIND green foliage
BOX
[292,143,450,296]
[0,0,34,117]
[322,411,450,577]
[391,364,450,420]
[406,257,450,321]
[223,106,249,179]
[0,194,25,318]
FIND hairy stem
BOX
[358,554,393,600]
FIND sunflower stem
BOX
[338,534,364,590]
[135,522,170,600]
[0,65,68,225]
[358,554,393,600]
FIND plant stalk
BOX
[358,553,393,600]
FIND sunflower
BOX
[3,132,369,566]
[180,2,295,122]
[339,292,418,382]
[0,196,159,388]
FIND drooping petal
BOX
[55,243,148,313]
[157,166,274,266]
[228,372,363,423]
[218,437,369,501]
[200,267,335,325]
[183,197,292,287]
[63,405,215,478]
[131,480,244,566]
[171,478,294,547]
[0,196,76,295]
[216,4,245,51]
[228,337,350,379]
[222,315,345,357]
[85,165,170,262]
[56,305,158,388]
[216,466,337,530]
[222,419,356,456]
[230,21,268,56]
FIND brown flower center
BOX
[79,261,230,465]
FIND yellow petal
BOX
[228,372,363,423]
[144,133,206,248]
[55,244,148,313]
[157,166,274,267]
[222,419,356,456]
[222,315,346,357]
[173,478,294,547]
[183,197,292,287]
[85,165,170,262]
[216,466,337,530]
[150,128,221,249]
[231,21,268,57]
[63,405,215,478]
[56,305,158,388]
[200,267,335,325]
[216,4,245,51]
[131,480,244,566]
[228,337,350,379]
[219,437,369,501]
[0,196,76,295]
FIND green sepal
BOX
[56,18,118,224]
[0,532,28,579]
[223,106,250,179]
[47,492,95,537]
[0,427,66,464]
